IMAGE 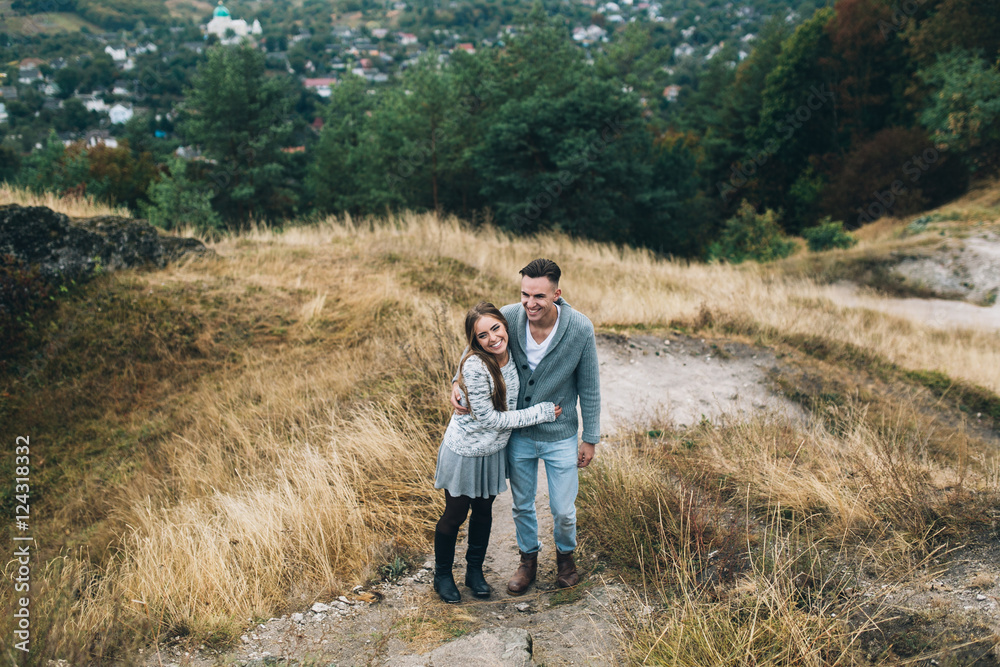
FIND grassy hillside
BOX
[778,179,1000,305]
[0,7,103,36]
[1,186,998,663]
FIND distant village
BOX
[1,0,767,151]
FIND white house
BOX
[573,25,607,43]
[83,131,118,148]
[105,45,128,61]
[0,103,7,123]
[109,102,133,124]
[303,77,338,98]
[78,94,110,113]
[18,60,43,84]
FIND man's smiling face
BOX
[520,275,561,324]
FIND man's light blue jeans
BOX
[507,431,578,554]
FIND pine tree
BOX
[181,45,296,228]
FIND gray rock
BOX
[0,204,211,283]
[387,627,533,666]
[311,602,331,613]
[240,659,285,667]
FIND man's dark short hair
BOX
[519,258,561,286]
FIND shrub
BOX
[802,217,857,252]
[707,200,796,264]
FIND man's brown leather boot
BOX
[507,550,538,595]
[555,549,579,588]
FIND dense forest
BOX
[2,0,999,259]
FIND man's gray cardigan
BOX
[500,298,601,445]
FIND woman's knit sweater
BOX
[442,354,557,457]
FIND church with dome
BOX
[205,2,262,45]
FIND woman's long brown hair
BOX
[458,302,509,412]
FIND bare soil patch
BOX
[825,283,1000,332]
[597,331,805,431]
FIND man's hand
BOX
[578,442,596,468]
[450,382,470,414]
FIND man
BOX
[451,258,601,594]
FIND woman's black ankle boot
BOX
[464,514,492,598]
[433,530,461,603]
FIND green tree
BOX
[380,51,465,213]
[306,75,387,215]
[53,98,92,134]
[707,200,796,264]
[750,7,837,232]
[464,5,703,252]
[0,146,21,184]
[686,19,788,222]
[54,66,82,99]
[594,23,670,102]
[905,0,1000,67]
[917,49,1000,173]
[825,0,914,142]
[181,45,297,227]
[142,156,222,233]
[15,132,89,195]
[802,217,857,252]
[78,54,116,93]
[82,141,158,210]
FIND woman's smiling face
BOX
[474,315,509,359]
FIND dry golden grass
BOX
[614,534,878,667]
[391,606,479,651]
[930,178,1000,223]
[0,183,132,218]
[583,399,998,664]
[852,215,907,243]
[62,247,463,652]
[967,573,997,590]
[2,185,999,662]
[227,212,999,393]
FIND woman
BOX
[433,302,561,603]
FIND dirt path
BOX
[825,283,1000,332]
[143,333,800,667]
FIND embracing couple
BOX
[431,258,601,603]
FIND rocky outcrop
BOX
[892,232,1000,306]
[0,204,211,282]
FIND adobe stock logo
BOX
[855,146,939,225]
[717,84,835,201]
[878,0,929,40]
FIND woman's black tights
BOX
[436,490,495,537]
